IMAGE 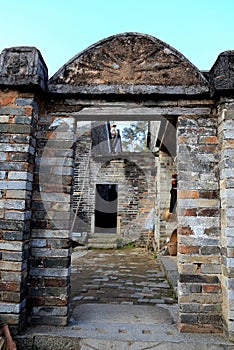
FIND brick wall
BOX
[177,113,222,333]
[89,153,156,243]
[73,127,92,233]
[29,114,76,326]
[218,100,234,340]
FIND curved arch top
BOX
[48,32,209,95]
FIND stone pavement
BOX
[70,247,177,312]
[16,247,234,349]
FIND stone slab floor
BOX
[16,248,234,349]
[70,247,177,311]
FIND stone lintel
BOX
[48,83,209,95]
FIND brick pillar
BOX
[177,114,222,333]
[0,47,48,332]
[156,151,176,249]
[218,102,234,340]
[0,90,40,332]
[29,116,76,326]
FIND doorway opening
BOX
[95,184,118,234]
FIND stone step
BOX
[88,234,118,248]
[89,233,117,239]
[88,242,117,249]
[16,335,234,350]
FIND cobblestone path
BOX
[70,248,177,314]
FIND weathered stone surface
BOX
[0,46,48,90]
[210,50,234,96]
[48,32,208,95]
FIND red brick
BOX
[177,190,199,199]
[178,226,194,235]
[177,136,188,144]
[178,245,200,254]
[182,208,197,216]
[198,208,219,217]
[202,285,221,293]
[0,91,19,106]
[199,145,217,153]
[179,323,222,333]
[200,136,218,144]
[0,282,20,292]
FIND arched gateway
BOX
[0,33,234,340]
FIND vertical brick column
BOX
[177,114,222,333]
[0,90,39,332]
[218,102,234,340]
[156,151,176,249]
[29,116,76,326]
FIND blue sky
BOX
[1,0,234,77]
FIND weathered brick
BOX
[202,284,221,293]
[177,190,199,199]
[178,245,200,255]
[179,274,220,284]
[200,246,221,255]
[0,91,19,106]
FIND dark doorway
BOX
[95,184,118,233]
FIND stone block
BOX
[0,115,10,123]
[29,267,71,277]
[0,46,48,90]
[15,98,34,106]
[210,51,234,95]
[31,315,67,326]
[3,199,26,210]
[200,246,221,255]
[179,283,202,294]
[5,211,31,221]
[179,293,222,304]
[179,303,200,313]
[0,300,26,313]
[180,313,198,324]
[179,274,220,284]
[32,306,68,317]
